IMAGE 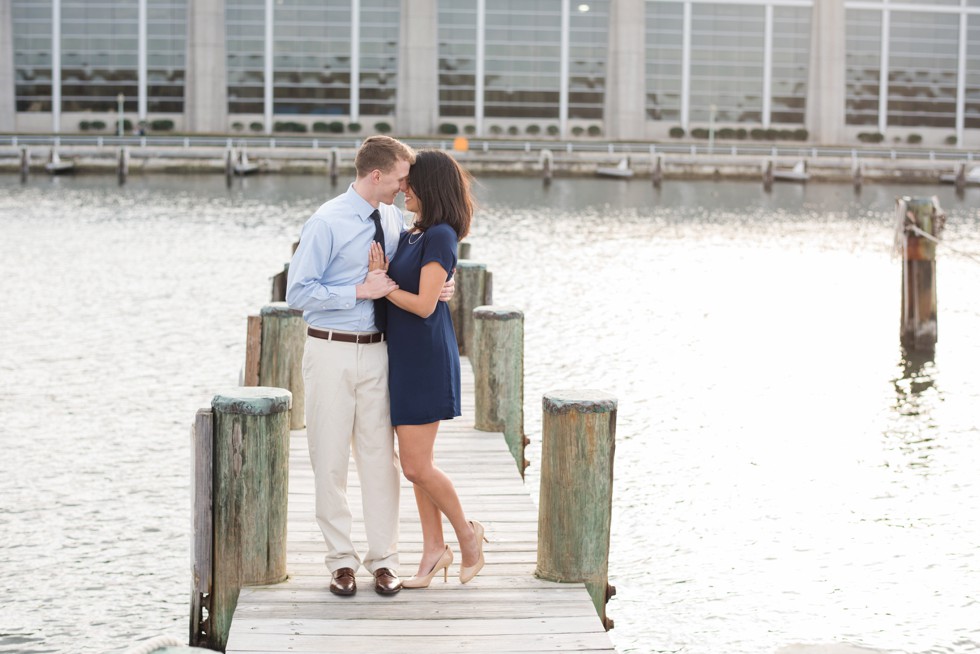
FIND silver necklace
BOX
[408,230,423,245]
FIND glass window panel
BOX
[273,0,351,116]
[770,6,810,125]
[845,9,881,126]
[438,0,477,117]
[227,0,266,114]
[887,10,959,128]
[568,0,608,120]
[146,0,185,114]
[12,0,53,112]
[966,15,980,128]
[359,0,399,116]
[645,0,682,121]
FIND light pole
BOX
[117,93,124,136]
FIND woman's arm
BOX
[385,261,448,319]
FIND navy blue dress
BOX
[386,222,461,426]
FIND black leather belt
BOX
[307,327,384,344]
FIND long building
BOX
[1,0,979,147]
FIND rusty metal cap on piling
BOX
[543,390,618,415]
[260,301,303,318]
[473,305,523,321]
[212,387,292,415]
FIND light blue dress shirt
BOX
[286,184,404,331]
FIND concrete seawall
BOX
[0,143,970,185]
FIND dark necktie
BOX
[369,209,387,334]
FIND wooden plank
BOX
[243,314,262,386]
[189,408,213,647]
[226,357,614,653]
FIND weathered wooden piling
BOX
[954,162,967,191]
[651,151,663,188]
[270,263,289,302]
[472,306,527,474]
[762,159,774,191]
[19,147,29,182]
[449,261,492,356]
[189,409,213,649]
[117,146,129,185]
[897,196,946,351]
[329,147,339,185]
[852,158,863,190]
[225,148,234,187]
[540,148,553,186]
[536,390,617,631]
[458,241,471,260]
[209,386,291,650]
[249,302,306,429]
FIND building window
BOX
[12,0,53,112]
[60,0,139,113]
[568,1,608,121]
[645,1,682,122]
[438,0,477,118]
[273,0,351,116]
[484,1,561,119]
[359,0,399,117]
[227,0,265,115]
[845,9,881,126]
[147,0,185,114]
[887,10,958,128]
[689,3,764,124]
[770,6,809,125]
[966,15,980,129]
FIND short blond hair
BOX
[354,135,416,177]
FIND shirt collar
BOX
[345,184,379,223]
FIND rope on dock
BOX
[121,635,184,654]
[908,224,980,265]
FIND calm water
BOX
[1,173,978,654]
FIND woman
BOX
[368,149,487,588]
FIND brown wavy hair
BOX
[407,150,473,241]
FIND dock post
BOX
[210,386,291,651]
[762,159,774,191]
[472,306,527,475]
[270,262,289,302]
[225,148,234,187]
[852,157,863,190]
[897,196,945,352]
[955,162,967,192]
[256,302,306,430]
[651,151,663,188]
[540,148,553,186]
[19,147,29,182]
[117,146,129,185]
[329,147,339,186]
[537,390,617,630]
[458,241,471,260]
[449,261,490,356]
[190,409,213,648]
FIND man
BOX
[286,135,452,596]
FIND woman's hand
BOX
[368,241,389,272]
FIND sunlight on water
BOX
[1,174,978,653]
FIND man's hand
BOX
[356,269,398,299]
[439,274,456,302]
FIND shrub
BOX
[115,118,133,132]
[373,121,392,133]
[79,120,91,131]
[273,121,307,133]
[571,126,585,136]
[587,125,602,137]
[945,135,957,145]
[735,128,748,140]
[312,121,330,133]
[347,122,362,133]
[547,125,560,136]
[464,125,476,135]
[907,133,922,144]
[231,121,245,131]
[507,126,519,135]
[750,127,767,140]
[489,125,503,135]
[691,127,709,139]
[438,123,459,135]
[793,128,808,141]
[717,127,736,139]
[669,126,685,138]
[765,128,779,140]
[149,119,174,131]
[249,121,264,132]
[857,132,884,143]
[777,129,795,140]
[525,124,541,135]
[328,121,344,133]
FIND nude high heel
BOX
[459,520,488,584]
[402,546,453,589]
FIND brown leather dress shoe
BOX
[330,567,356,596]
[373,568,402,595]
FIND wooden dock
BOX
[225,358,616,653]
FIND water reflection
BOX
[886,348,941,472]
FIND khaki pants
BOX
[302,335,400,574]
